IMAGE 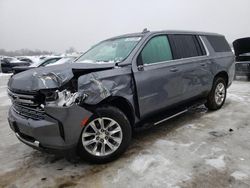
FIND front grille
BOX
[13,103,45,120]
[8,89,45,120]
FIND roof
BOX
[107,30,222,40]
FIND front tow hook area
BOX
[15,132,40,148]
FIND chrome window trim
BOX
[199,36,210,56]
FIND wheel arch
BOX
[97,96,136,127]
[214,71,229,86]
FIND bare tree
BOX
[65,47,76,54]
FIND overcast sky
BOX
[0,0,250,53]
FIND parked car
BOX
[46,56,77,67]
[1,57,31,73]
[7,30,234,163]
[12,56,63,74]
[233,37,250,80]
[16,56,40,64]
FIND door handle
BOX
[170,67,178,72]
[200,63,207,67]
[138,65,144,71]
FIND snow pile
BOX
[129,153,170,175]
[0,73,12,77]
[205,155,225,170]
[107,139,194,188]
[231,171,248,180]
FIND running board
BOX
[134,98,206,131]
[153,109,188,126]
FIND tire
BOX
[78,106,132,164]
[205,77,227,111]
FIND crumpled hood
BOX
[8,62,116,92]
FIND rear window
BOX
[168,35,206,59]
[206,35,231,52]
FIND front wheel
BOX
[205,77,227,110]
[78,106,132,163]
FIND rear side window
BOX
[140,35,173,65]
[206,35,231,52]
[168,35,206,59]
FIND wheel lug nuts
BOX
[105,136,108,140]
[96,137,99,140]
[100,139,104,142]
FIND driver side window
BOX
[139,35,173,65]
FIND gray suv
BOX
[7,30,234,163]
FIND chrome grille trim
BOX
[8,89,35,99]
[13,104,45,120]
[8,89,45,120]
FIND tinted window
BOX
[206,35,231,52]
[168,35,205,59]
[140,35,173,65]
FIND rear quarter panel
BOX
[201,36,235,88]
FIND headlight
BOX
[38,73,62,88]
[45,90,87,107]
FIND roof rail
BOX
[142,28,150,33]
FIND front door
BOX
[132,35,184,118]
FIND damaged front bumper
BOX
[8,104,93,156]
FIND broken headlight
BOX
[45,90,87,107]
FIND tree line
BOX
[0,49,54,57]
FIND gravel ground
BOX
[0,74,250,188]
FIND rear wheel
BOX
[205,77,227,110]
[78,106,132,163]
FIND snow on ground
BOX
[0,73,12,77]
[205,155,226,170]
[0,75,11,107]
[0,74,250,188]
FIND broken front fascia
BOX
[45,90,87,107]
[43,70,133,107]
[42,73,111,107]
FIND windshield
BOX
[76,36,141,64]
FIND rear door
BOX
[167,34,213,100]
[132,35,184,118]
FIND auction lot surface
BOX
[0,74,250,188]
